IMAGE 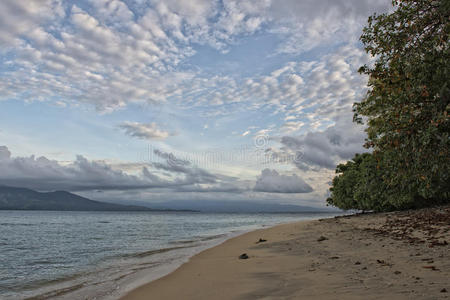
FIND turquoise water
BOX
[0,210,336,299]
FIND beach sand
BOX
[122,206,449,300]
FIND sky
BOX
[0,0,392,208]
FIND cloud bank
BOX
[280,116,368,170]
[254,169,313,193]
[0,146,225,191]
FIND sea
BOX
[0,210,338,299]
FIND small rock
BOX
[256,238,267,243]
[440,288,447,293]
[355,261,361,265]
[394,271,401,275]
[239,253,249,259]
[376,259,392,266]
[329,256,340,259]
[317,236,328,242]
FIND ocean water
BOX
[0,210,337,299]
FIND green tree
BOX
[327,155,361,211]
[329,0,449,211]
[327,153,392,212]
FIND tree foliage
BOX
[327,153,392,212]
[328,0,449,211]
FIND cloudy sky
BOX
[0,0,391,208]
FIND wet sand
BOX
[121,206,449,300]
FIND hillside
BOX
[0,186,155,211]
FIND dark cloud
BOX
[0,146,166,191]
[0,146,220,191]
[254,169,313,193]
[174,183,244,193]
[152,149,218,184]
[0,146,11,160]
[280,116,368,170]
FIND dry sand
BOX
[122,206,449,300]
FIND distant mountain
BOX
[0,186,337,213]
[110,199,336,213]
[0,186,158,211]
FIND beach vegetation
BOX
[328,0,450,211]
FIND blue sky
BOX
[0,0,391,208]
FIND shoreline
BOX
[110,215,333,300]
[8,213,335,300]
[121,206,449,300]
[0,212,338,300]
[119,220,309,300]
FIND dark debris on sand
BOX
[368,206,450,247]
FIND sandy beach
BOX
[122,206,449,300]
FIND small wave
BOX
[168,239,197,245]
[199,234,226,241]
[0,223,35,226]
[7,272,85,293]
[32,260,55,265]
[123,245,193,258]
[24,283,85,300]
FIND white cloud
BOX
[0,0,390,113]
[0,1,64,47]
[119,122,171,140]
[267,0,391,54]
[281,121,305,134]
[254,169,313,193]
[173,44,371,136]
